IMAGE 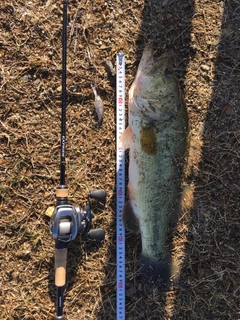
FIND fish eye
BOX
[165,68,173,77]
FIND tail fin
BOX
[139,252,172,290]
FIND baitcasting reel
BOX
[50,188,106,320]
[50,189,106,242]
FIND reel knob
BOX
[88,228,105,240]
[89,189,106,202]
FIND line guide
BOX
[116,53,126,320]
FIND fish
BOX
[91,84,104,125]
[119,44,188,288]
[104,59,116,77]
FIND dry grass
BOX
[0,0,240,319]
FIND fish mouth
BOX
[139,44,172,77]
[149,54,172,77]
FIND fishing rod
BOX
[49,1,106,319]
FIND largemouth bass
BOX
[119,44,188,287]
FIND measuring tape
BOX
[116,53,125,320]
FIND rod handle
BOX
[89,189,106,202]
[54,316,65,320]
[55,248,67,286]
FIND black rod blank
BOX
[60,0,68,186]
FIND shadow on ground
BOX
[170,1,240,318]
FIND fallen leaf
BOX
[44,206,54,217]
[44,191,51,198]
[221,105,235,115]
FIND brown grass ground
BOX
[0,0,240,319]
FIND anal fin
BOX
[122,200,140,233]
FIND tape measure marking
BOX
[116,53,125,320]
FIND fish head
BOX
[129,44,181,122]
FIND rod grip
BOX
[56,188,68,198]
[55,248,67,287]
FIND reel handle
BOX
[89,189,106,202]
[88,228,105,240]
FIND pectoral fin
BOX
[118,126,133,150]
[122,200,140,233]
